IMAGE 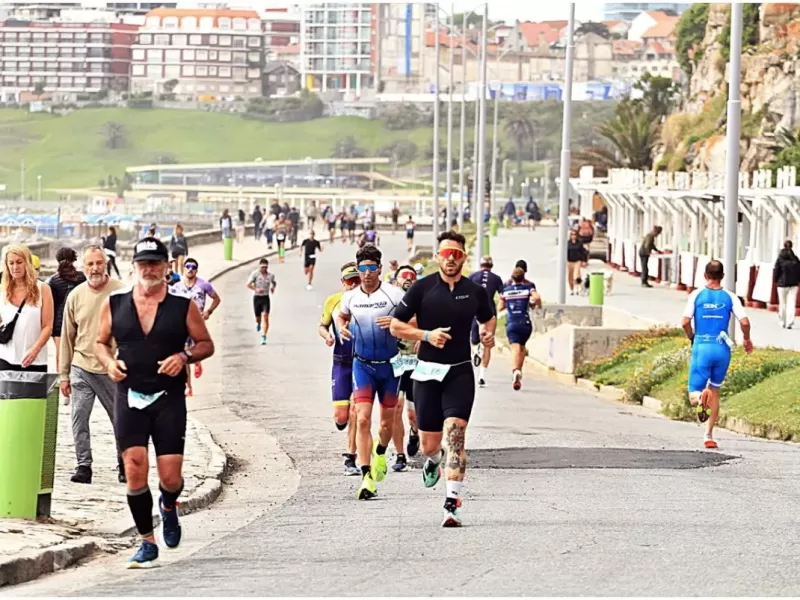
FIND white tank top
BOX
[0,282,46,367]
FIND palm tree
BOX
[594,102,659,170]
[504,103,535,186]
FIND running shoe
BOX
[260,336,267,345]
[392,453,408,472]
[256,322,261,332]
[371,439,388,482]
[422,451,443,488]
[194,363,203,379]
[127,540,159,569]
[406,433,420,458]
[442,498,463,528]
[159,496,182,549]
[512,370,522,391]
[478,377,486,387]
[343,454,359,476]
[697,389,711,423]
[356,473,377,500]
[704,437,718,449]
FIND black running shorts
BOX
[253,295,271,317]
[115,387,187,456]
[304,257,316,269]
[399,370,415,404]
[413,362,474,431]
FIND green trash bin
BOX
[489,217,498,237]
[589,272,605,306]
[0,372,59,519]
[482,233,490,257]
[223,236,233,261]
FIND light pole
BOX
[457,16,468,230]
[475,3,488,270]
[724,2,743,337]
[490,47,511,215]
[37,175,41,202]
[445,4,455,230]
[556,3,576,304]
[19,159,24,202]
[432,7,441,243]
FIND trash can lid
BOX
[0,371,58,399]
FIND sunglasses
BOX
[396,270,417,281]
[343,274,361,283]
[357,264,380,273]
[185,264,197,271]
[438,248,466,261]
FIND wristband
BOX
[424,330,430,343]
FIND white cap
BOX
[413,262,424,274]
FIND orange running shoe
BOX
[704,438,718,449]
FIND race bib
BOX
[391,354,419,377]
[127,389,166,410]
[411,360,450,382]
[308,254,316,259]
[277,234,286,241]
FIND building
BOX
[603,3,688,23]
[0,11,138,102]
[263,59,298,95]
[372,3,428,94]
[611,38,680,85]
[300,2,374,95]
[1,0,178,21]
[130,7,264,99]
[601,19,630,39]
[628,10,680,41]
[262,6,299,57]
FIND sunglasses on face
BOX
[185,264,197,271]
[396,270,417,281]
[357,264,379,273]
[343,275,361,284]
[438,248,466,261]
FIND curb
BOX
[0,538,100,587]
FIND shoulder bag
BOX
[0,300,25,345]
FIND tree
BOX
[100,121,127,150]
[331,135,367,159]
[504,103,535,185]
[575,21,610,39]
[675,3,710,75]
[594,101,659,170]
[163,79,179,93]
[633,73,681,120]
[33,81,45,100]
[719,3,760,61]
[377,140,418,166]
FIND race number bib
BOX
[411,360,450,382]
[127,389,166,410]
[391,354,419,377]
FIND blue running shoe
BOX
[127,540,159,569]
[159,496,182,549]
[256,322,261,332]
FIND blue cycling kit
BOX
[502,281,536,345]
[682,286,747,392]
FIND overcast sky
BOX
[443,1,605,24]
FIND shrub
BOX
[623,345,691,404]
[576,326,684,379]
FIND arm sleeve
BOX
[727,290,748,321]
[475,283,494,324]
[682,290,698,319]
[394,281,422,322]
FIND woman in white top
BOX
[0,244,54,372]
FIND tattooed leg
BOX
[444,418,468,482]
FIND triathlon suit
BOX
[339,283,405,407]
[327,210,337,232]
[275,222,288,255]
[683,286,746,393]
[321,291,355,406]
[406,221,415,241]
[501,280,536,346]
[248,269,275,317]
[110,287,190,456]
[364,230,378,246]
[172,276,215,345]
[394,274,494,431]
[468,269,504,345]
[301,238,321,269]
[347,213,357,232]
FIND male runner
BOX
[390,264,420,472]
[346,208,357,244]
[390,231,496,527]
[336,245,405,500]
[299,229,322,291]
[288,206,300,248]
[681,260,752,449]
[498,267,540,391]
[468,256,504,386]
[358,226,379,249]
[247,258,277,345]
[275,214,289,263]
[171,258,221,396]
[326,206,337,243]
[318,262,361,476]
[95,237,214,567]
[405,216,416,252]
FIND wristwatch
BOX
[179,350,191,364]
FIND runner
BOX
[405,216,416,252]
[390,265,420,472]
[390,231,496,527]
[326,206,337,243]
[171,258,221,397]
[468,256,504,387]
[299,229,322,291]
[95,237,214,568]
[358,226,379,249]
[339,210,348,243]
[384,259,399,284]
[247,258,277,345]
[288,207,300,248]
[336,245,405,500]
[318,262,361,476]
[275,214,289,263]
[681,260,753,449]
[497,266,540,391]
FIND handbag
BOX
[0,300,25,345]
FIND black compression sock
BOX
[127,486,154,536]
[335,421,347,431]
[376,443,387,455]
[159,479,184,511]
[361,465,370,477]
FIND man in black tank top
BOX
[95,237,214,569]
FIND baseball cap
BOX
[31,255,40,269]
[515,259,528,273]
[133,237,169,262]
[480,255,493,267]
[341,265,360,280]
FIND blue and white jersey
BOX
[682,287,747,343]
[502,282,536,327]
[339,283,405,362]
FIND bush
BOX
[575,326,685,379]
[623,345,691,404]
[127,97,154,109]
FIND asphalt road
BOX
[9,232,800,596]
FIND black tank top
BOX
[110,288,189,394]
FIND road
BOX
[8,231,800,596]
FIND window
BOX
[61,32,72,41]
[46,62,57,71]
[147,49,162,62]
[209,50,218,60]
[196,49,208,61]
[218,17,231,30]
[248,52,260,62]
[132,64,145,75]
[183,49,195,61]
[196,83,205,91]
[233,36,245,48]
[74,47,86,55]
[32,61,44,70]
[219,35,231,46]
[234,84,243,93]
[248,36,260,47]
[248,18,260,31]
[183,64,195,76]
[165,49,180,63]
[220,84,229,92]
[218,50,231,61]
[18,32,30,41]
[89,33,104,43]
[269,74,277,82]
[248,84,258,93]
[46,32,59,41]
[154,34,170,45]
[232,18,246,30]
[89,77,103,88]
[199,17,214,30]
[185,83,194,91]
[233,67,246,79]
[19,62,30,71]
[146,65,160,78]
[60,77,73,86]
[74,32,87,41]
[19,76,31,85]
[247,68,259,78]
[233,52,246,65]
[219,66,231,77]
[74,76,87,85]
[196,65,207,76]
[163,16,179,29]
[209,35,217,44]
[32,33,45,42]
[189,34,202,45]
[32,48,45,56]
[208,66,217,76]
[132,49,145,60]
[172,34,187,46]
[164,64,180,77]
[139,33,152,44]
[46,47,58,56]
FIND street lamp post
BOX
[457,17,468,230]
[445,4,455,229]
[475,4,488,270]
[556,3,576,304]
[432,7,441,243]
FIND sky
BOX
[451,0,605,25]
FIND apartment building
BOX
[300,2,374,94]
[262,6,299,58]
[0,10,137,102]
[130,7,264,98]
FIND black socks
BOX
[376,443,387,456]
[159,479,184,511]
[335,421,347,431]
[361,465,370,477]
[127,486,154,536]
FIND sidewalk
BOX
[489,227,800,351]
[0,235,271,587]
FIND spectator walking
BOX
[503,198,516,228]
[265,211,276,249]
[60,245,126,484]
[594,205,608,233]
[0,244,54,372]
[236,209,246,243]
[306,200,318,231]
[169,223,189,275]
[47,247,86,370]
[252,205,263,240]
[774,239,800,329]
[639,225,662,288]
[578,218,595,245]
[566,230,588,295]
[220,209,233,239]
[102,225,121,278]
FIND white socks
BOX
[479,366,486,380]
[427,449,444,465]
[446,480,463,501]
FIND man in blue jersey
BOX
[681,260,753,449]
[498,266,541,390]
[336,245,406,500]
[468,256,504,386]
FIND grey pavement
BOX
[8,229,800,595]
[489,226,800,350]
